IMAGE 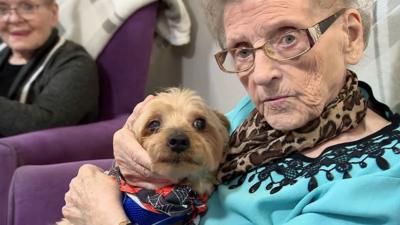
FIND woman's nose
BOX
[251,50,282,85]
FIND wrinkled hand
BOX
[113,95,176,189]
[62,164,127,225]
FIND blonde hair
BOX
[201,0,373,49]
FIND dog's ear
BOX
[213,110,230,132]
[213,110,231,163]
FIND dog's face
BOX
[131,88,230,186]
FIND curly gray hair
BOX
[201,0,373,49]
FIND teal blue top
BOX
[201,84,400,225]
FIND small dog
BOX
[59,88,230,225]
[130,88,230,194]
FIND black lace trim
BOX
[228,114,400,194]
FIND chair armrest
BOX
[8,159,113,225]
[0,114,127,167]
[0,114,125,224]
[0,109,127,225]
[0,141,17,224]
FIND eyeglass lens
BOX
[219,28,312,73]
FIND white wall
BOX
[146,0,246,113]
[180,0,247,113]
[351,0,400,110]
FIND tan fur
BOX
[57,88,230,225]
[132,88,230,194]
[57,219,71,225]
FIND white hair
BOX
[201,0,373,49]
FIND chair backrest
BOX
[96,2,158,120]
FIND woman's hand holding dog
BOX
[62,164,128,225]
[113,95,178,189]
[61,96,172,224]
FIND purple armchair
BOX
[0,3,158,225]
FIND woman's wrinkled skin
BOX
[0,0,59,64]
[61,164,127,225]
[224,0,364,131]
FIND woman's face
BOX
[0,0,58,57]
[224,0,353,131]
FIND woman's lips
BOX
[10,30,30,37]
[265,96,290,108]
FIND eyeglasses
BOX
[0,2,45,21]
[215,8,347,74]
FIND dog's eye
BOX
[193,118,206,130]
[147,120,161,133]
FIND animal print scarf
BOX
[218,70,368,182]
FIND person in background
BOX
[0,0,99,137]
[61,0,400,225]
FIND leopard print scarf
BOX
[219,70,368,182]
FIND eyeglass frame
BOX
[0,2,47,22]
[214,8,347,73]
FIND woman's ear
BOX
[50,2,59,27]
[342,9,365,65]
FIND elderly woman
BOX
[62,0,400,224]
[0,0,98,136]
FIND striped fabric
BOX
[56,0,191,58]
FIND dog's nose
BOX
[168,133,190,153]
